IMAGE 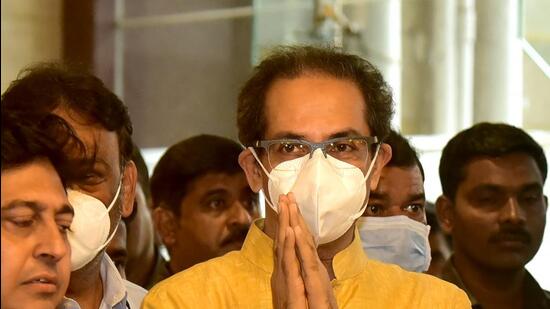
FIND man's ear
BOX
[369,142,392,191]
[436,195,454,234]
[121,160,137,218]
[153,207,177,247]
[238,148,264,193]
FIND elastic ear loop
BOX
[248,147,279,211]
[97,180,123,254]
[350,144,381,221]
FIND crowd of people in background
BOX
[1,45,548,309]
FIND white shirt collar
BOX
[59,254,128,309]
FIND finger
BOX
[294,224,335,308]
[293,224,321,279]
[287,193,316,248]
[282,227,307,308]
[275,195,289,267]
[278,194,290,238]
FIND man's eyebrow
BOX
[268,129,365,141]
[1,200,42,213]
[520,182,543,192]
[471,184,504,192]
[369,191,388,200]
[328,129,364,139]
[407,193,426,202]
[269,132,306,140]
[57,203,75,216]
[200,188,229,201]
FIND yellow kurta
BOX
[143,220,470,309]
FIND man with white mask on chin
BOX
[143,46,470,308]
[358,129,432,273]
[2,64,146,309]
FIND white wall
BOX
[1,0,63,92]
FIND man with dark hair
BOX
[362,130,426,222]
[150,134,259,277]
[436,122,549,308]
[358,130,431,272]
[1,110,82,308]
[2,63,146,308]
[144,46,469,308]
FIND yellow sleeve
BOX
[453,287,472,309]
[140,280,203,309]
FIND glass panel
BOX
[523,0,550,64]
[252,0,317,64]
[121,0,252,147]
[125,0,251,18]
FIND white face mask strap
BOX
[363,143,381,182]
[248,147,272,177]
[106,179,123,213]
[354,144,381,219]
[97,220,120,254]
[248,147,278,210]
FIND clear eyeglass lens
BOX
[326,139,369,163]
[267,141,311,168]
[267,139,370,168]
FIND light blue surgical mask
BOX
[357,215,431,272]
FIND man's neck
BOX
[66,255,104,309]
[264,215,355,280]
[317,227,355,280]
[453,253,526,308]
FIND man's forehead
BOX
[460,154,544,188]
[380,166,424,186]
[54,108,121,162]
[263,76,370,142]
[373,166,425,197]
[191,172,247,189]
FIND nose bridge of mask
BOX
[357,215,432,272]
[358,215,431,237]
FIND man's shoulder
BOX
[368,258,464,289]
[363,259,471,306]
[145,251,245,301]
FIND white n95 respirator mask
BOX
[251,146,380,245]
[357,215,431,272]
[66,181,121,271]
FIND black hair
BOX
[1,62,133,164]
[384,129,425,180]
[439,122,547,200]
[150,134,244,216]
[238,45,394,146]
[1,108,88,184]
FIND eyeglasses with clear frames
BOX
[254,136,379,169]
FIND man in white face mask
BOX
[142,46,470,308]
[2,64,147,309]
[358,130,432,273]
